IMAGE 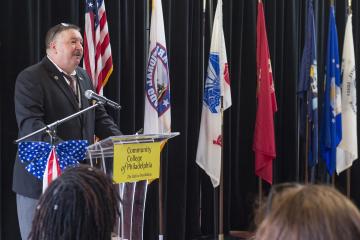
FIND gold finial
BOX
[348,0,352,14]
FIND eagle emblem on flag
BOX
[204,53,221,114]
[145,43,170,116]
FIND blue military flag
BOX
[320,5,342,176]
[298,0,318,168]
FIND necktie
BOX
[64,74,78,96]
[63,74,82,108]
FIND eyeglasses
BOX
[265,182,303,216]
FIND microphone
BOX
[84,90,121,110]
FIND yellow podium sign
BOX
[113,142,161,183]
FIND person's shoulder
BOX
[18,58,48,76]
[16,57,50,85]
[76,67,89,79]
[76,67,93,88]
[20,62,42,74]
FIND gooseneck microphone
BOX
[84,90,121,110]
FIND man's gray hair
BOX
[45,23,81,49]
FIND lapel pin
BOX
[54,75,59,80]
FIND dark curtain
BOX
[1,0,360,239]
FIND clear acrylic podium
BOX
[86,132,179,240]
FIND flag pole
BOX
[295,74,300,182]
[296,98,300,182]
[209,0,214,35]
[305,115,309,184]
[159,152,165,239]
[208,1,218,239]
[219,96,224,240]
[345,0,352,199]
[257,0,263,211]
[213,189,219,239]
[208,2,219,239]
[202,0,206,91]
[258,178,263,208]
[347,169,351,197]
[145,1,165,239]
[199,0,206,234]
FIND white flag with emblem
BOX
[196,0,231,187]
[144,0,171,134]
[337,14,357,174]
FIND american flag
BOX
[83,0,113,94]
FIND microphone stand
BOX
[15,102,104,144]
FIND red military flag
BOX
[253,2,277,184]
[83,0,113,94]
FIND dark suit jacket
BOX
[13,57,121,198]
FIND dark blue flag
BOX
[298,0,318,168]
[320,5,342,176]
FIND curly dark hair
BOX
[29,165,120,240]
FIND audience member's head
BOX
[254,182,303,228]
[29,166,120,240]
[256,184,360,240]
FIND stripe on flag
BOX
[42,147,61,192]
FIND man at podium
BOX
[13,23,121,239]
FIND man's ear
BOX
[49,41,57,53]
